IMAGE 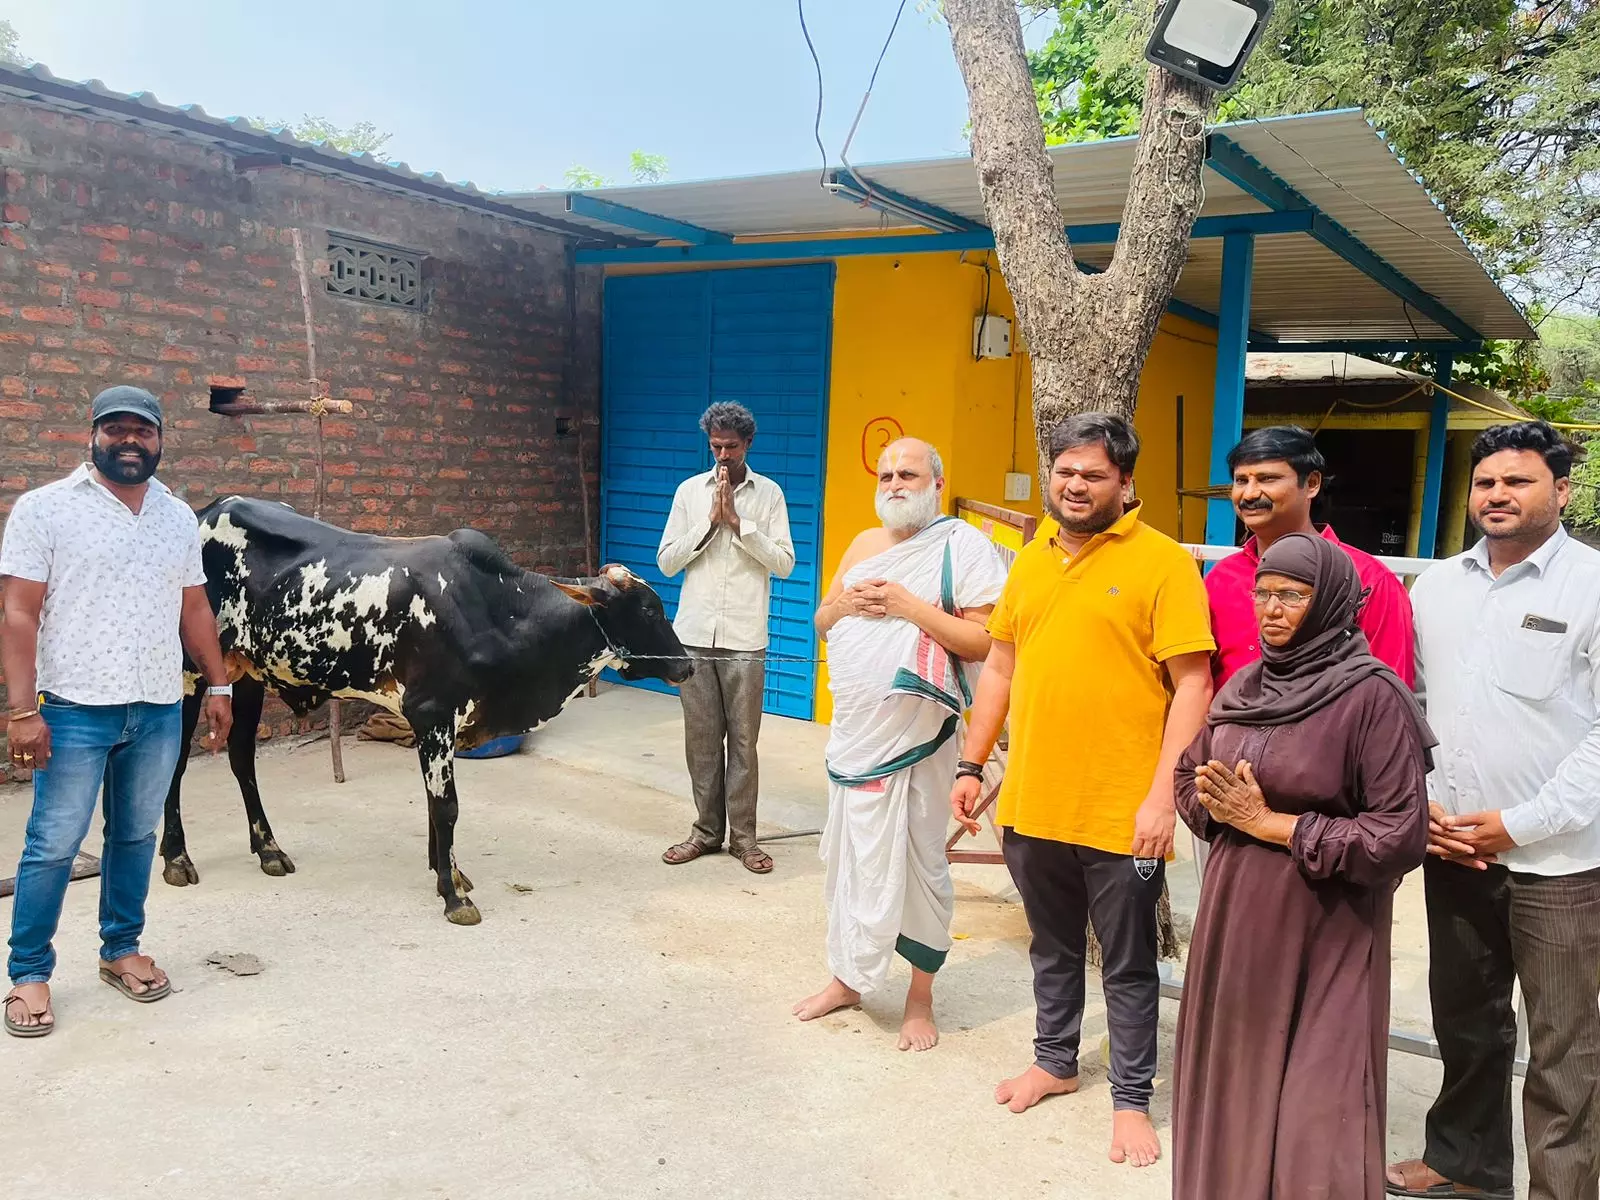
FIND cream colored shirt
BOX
[1412,525,1600,875]
[656,468,793,651]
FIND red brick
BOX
[19,306,75,325]
[76,287,122,308]
[81,223,130,241]
[235,355,292,373]
[0,229,25,250]
[2,203,29,223]
[155,300,206,320]
[0,401,45,419]
[27,354,81,374]
[35,262,72,279]
[159,345,199,363]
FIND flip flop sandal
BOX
[99,961,172,1004]
[736,848,774,875]
[4,989,54,1038]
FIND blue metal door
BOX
[600,264,833,719]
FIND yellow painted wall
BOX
[813,253,1218,720]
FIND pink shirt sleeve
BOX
[1354,556,1415,687]
[1203,553,1257,689]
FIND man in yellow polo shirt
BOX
[951,412,1214,1171]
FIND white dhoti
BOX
[821,519,1006,995]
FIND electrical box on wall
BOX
[1003,472,1031,502]
[973,314,1012,360]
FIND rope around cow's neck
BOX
[584,609,825,665]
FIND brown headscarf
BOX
[1207,533,1436,756]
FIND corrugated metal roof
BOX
[1248,353,1425,385]
[1245,352,1530,421]
[0,62,623,242]
[505,110,1532,344]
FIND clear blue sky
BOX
[8,1,1056,192]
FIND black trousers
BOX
[1423,857,1600,1200]
[1001,828,1164,1111]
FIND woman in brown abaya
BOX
[1172,532,1433,1200]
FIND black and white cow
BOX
[160,496,692,924]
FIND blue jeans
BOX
[7,695,183,985]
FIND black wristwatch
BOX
[955,759,985,781]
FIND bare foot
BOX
[994,1064,1078,1112]
[1109,1110,1162,1168]
[897,995,938,1051]
[792,978,860,1021]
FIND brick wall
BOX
[0,96,604,780]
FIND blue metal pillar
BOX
[1205,232,1255,547]
[1416,354,1454,560]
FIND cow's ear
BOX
[553,580,607,607]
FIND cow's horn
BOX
[553,580,605,607]
[601,564,635,588]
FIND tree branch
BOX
[946,0,1083,353]
[1103,63,1211,372]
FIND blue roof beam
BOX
[565,194,731,246]
[1206,135,1482,344]
[575,208,1313,265]
[1248,339,1483,356]
[825,169,985,234]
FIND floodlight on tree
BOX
[1144,0,1274,91]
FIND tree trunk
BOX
[945,0,1212,962]
[946,0,1209,451]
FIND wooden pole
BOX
[209,397,354,417]
[291,228,346,784]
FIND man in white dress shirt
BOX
[1388,421,1600,1200]
[657,402,793,874]
[2,386,233,1038]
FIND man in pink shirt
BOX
[1205,426,1415,689]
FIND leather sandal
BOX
[736,847,774,875]
[1385,1160,1512,1199]
[662,840,715,865]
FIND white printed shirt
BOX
[1412,525,1600,876]
[0,464,207,706]
[656,468,794,651]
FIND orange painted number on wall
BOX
[861,416,905,475]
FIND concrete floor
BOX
[3,686,1522,1199]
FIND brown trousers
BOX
[677,647,764,856]
[1423,857,1600,1200]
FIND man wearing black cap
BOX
[1,385,232,1038]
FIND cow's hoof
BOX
[444,900,482,926]
[163,855,199,887]
[258,849,297,877]
[450,866,474,894]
